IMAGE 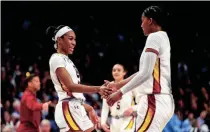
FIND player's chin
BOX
[143,31,148,36]
[113,77,118,81]
[68,51,74,54]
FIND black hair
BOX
[45,25,67,49]
[24,73,39,88]
[45,25,66,41]
[116,63,127,73]
[112,63,128,79]
[142,5,168,29]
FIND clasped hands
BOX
[99,80,123,106]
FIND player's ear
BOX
[149,18,153,25]
[57,37,62,42]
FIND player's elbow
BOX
[139,69,152,81]
[66,83,79,92]
[145,72,151,80]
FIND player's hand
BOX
[107,90,123,106]
[88,109,99,126]
[104,80,118,92]
[98,85,112,99]
[104,80,110,86]
[101,123,110,132]
[95,117,101,129]
[42,101,51,112]
[123,107,134,117]
[104,80,118,95]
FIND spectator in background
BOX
[42,71,51,90]
[190,119,199,132]
[3,111,14,131]
[39,119,51,132]
[17,74,51,132]
[2,125,13,132]
[197,110,207,128]
[182,112,194,132]
[163,109,183,132]
[11,112,20,130]
[12,99,20,115]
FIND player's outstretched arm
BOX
[83,103,99,125]
[120,52,157,94]
[104,72,138,91]
[56,67,112,96]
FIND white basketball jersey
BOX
[110,91,135,117]
[138,31,172,94]
[49,53,85,101]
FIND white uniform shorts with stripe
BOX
[54,99,94,132]
[110,116,136,132]
[135,94,174,132]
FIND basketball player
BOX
[46,25,111,132]
[101,64,138,132]
[106,6,175,132]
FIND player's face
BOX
[112,64,126,82]
[29,76,41,91]
[141,16,152,36]
[60,31,76,55]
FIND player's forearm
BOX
[56,68,101,93]
[116,72,138,90]
[68,84,100,93]
[83,103,94,112]
[120,52,157,94]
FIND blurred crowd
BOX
[163,61,210,132]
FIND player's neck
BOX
[151,25,162,33]
[57,49,68,56]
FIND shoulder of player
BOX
[49,53,65,62]
[147,31,164,40]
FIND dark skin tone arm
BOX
[56,67,112,96]
[104,72,138,90]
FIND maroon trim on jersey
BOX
[145,48,159,56]
[136,95,156,131]
[152,58,161,94]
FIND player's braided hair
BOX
[46,25,67,49]
[142,6,168,29]
[46,25,66,41]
